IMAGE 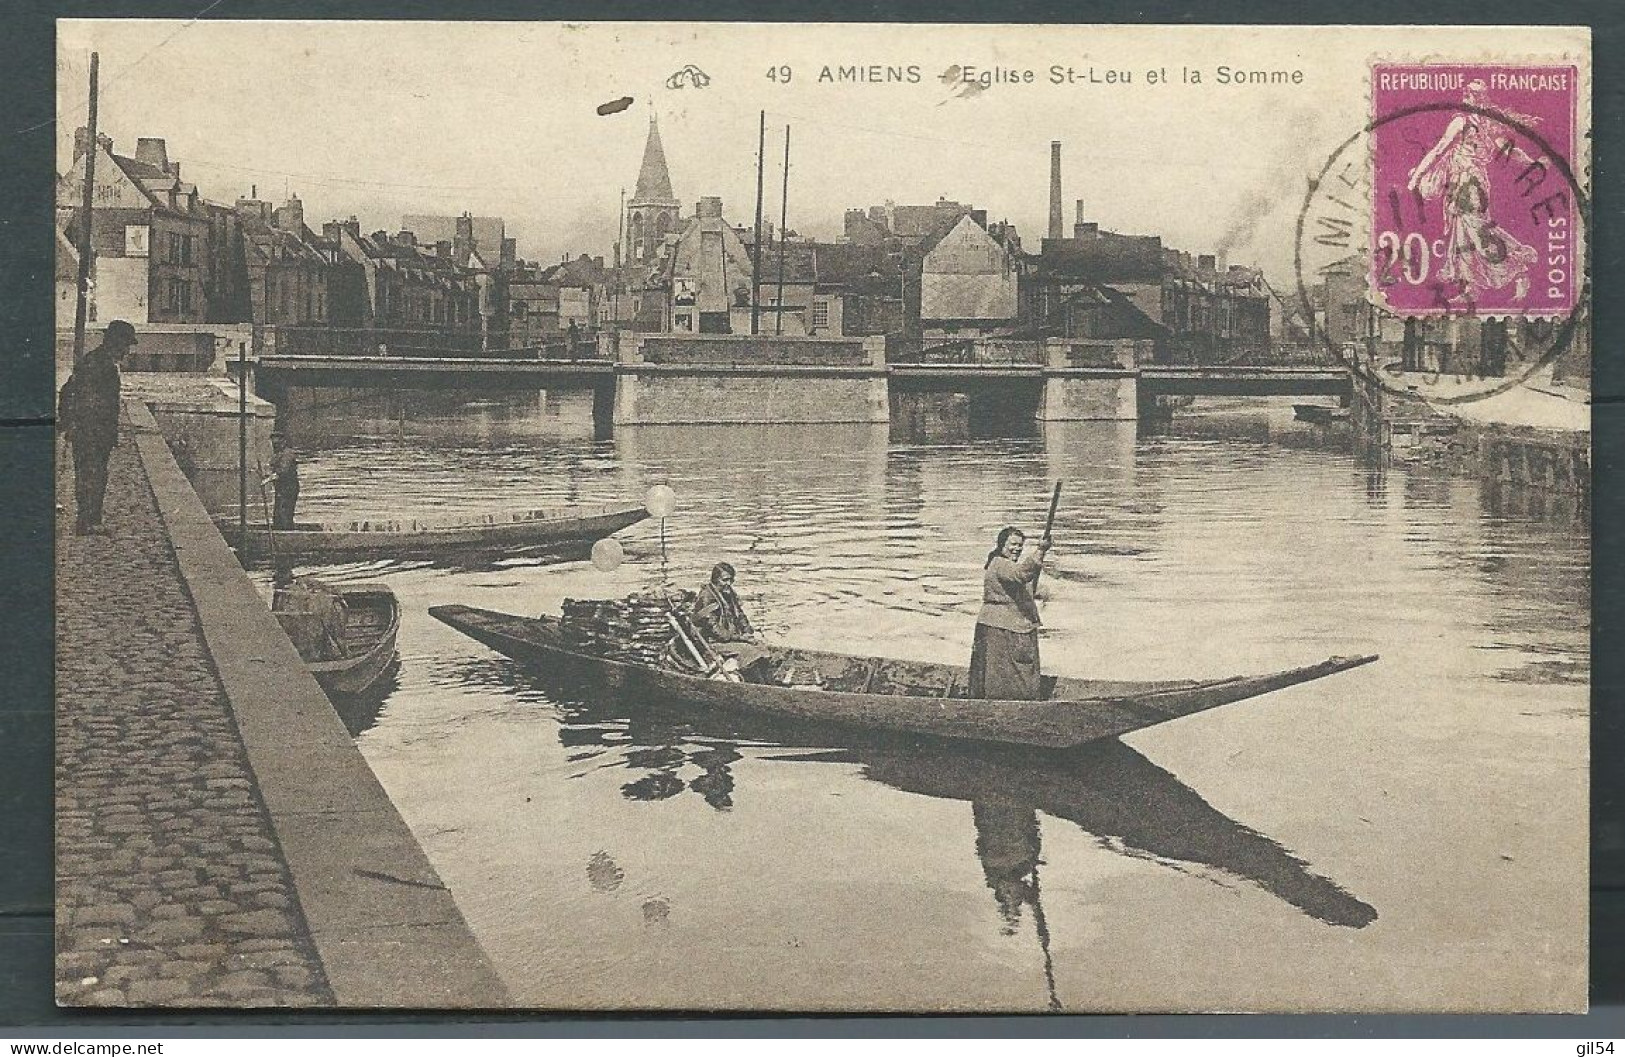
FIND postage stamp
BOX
[1369,62,1581,318]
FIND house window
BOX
[674,313,693,331]
[181,235,194,266]
[180,281,193,314]
[811,300,829,329]
[166,233,181,264]
[316,291,325,321]
[166,278,183,315]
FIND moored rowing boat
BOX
[276,580,401,696]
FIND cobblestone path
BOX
[56,429,335,1007]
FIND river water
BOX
[272,388,1588,1013]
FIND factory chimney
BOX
[1048,141,1063,240]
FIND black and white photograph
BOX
[52,20,1591,1013]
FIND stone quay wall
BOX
[55,401,511,1008]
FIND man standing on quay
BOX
[58,320,136,535]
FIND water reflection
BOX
[329,657,400,737]
[450,654,1378,937]
[836,739,1379,931]
[969,801,1063,1010]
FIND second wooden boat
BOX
[222,502,649,559]
[429,604,1377,750]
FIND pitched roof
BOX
[758,242,818,285]
[543,254,612,287]
[808,243,901,292]
[631,117,678,205]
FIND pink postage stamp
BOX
[1370,62,1580,317]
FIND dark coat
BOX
[270,448,300,500]
[692,582,755,642]
[58,344,122,452]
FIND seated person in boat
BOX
[691,562,761,647]
[969,526,1051,701]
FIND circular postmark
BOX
[1294,96,1589,405]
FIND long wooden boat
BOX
[221,502,649,559]
[429,604,1377,749]
[276,581,401,696]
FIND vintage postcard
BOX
[53,21,1590,1013]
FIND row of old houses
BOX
[55,130,611,357]
[56,124,1272,364]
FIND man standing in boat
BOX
[969,527,1051,700]
[266,432,300,531]
[58,319,137,536]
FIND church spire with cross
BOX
[627,115,680,265]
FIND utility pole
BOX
[774,124,790,336]
[71,51,100,365]
[612,186,625,336]
[750,110,765,335]
[237,341,247,549]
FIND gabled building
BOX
[662,196,755,334]
[809,243,905,337]
[505,261,560,350]
[920,214,1020,333]
[55,228,83,330]
[548,254,614,338]
[56,131,211,325]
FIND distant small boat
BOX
[430,604,1378,750]
[1294,403,1350,424]
[221,502,649,559]
[275,580,400,697]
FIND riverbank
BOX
[1350,367,1590,504]
[55,400,510,1008]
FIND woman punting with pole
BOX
[968,482,1061,701]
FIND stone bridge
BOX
[253,336,1352,425]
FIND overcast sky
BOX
[56,21,1586,285]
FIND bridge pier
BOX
[611,334,890,426]
[1035,339,1143,421]
[1037,371,1139,421]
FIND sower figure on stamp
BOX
[969,526,1051,700]
[265,432,300,531]
[58,320,136,536]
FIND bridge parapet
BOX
[619,333,885,368]
[1044,338,1149,371]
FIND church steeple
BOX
[631,117,678,208]
[626,117,681,266]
